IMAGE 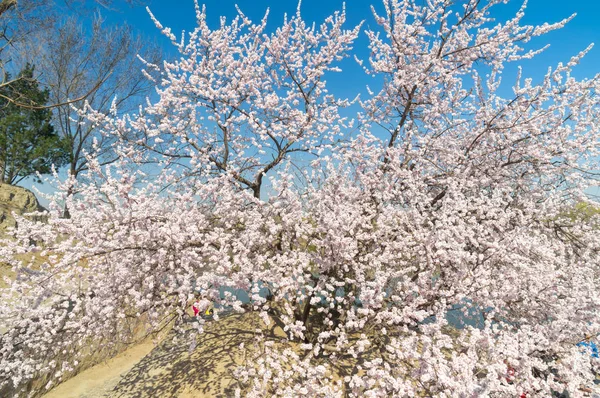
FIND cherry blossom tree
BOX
[104,1,361,198]
[2,0,600,397]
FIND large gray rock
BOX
[0,183,46,230]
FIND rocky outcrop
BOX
[0,183,46,230]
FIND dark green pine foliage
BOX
[0,63,68,184]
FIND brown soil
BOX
[41,341,156,398]
[41,312,280,398]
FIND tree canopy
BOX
[0,64,67,184]
[1,1,600,397]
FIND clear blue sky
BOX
[25,0,600,205]
[107,0,600,138]
[97,0,600,130]
[109,0,600,84]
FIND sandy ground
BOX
[42,341,156,398]
[37,309,388,397]
[41,312,274,398]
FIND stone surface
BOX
[0,183,45,230]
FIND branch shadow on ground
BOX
[109,309,396,397]
[109,312,279,398]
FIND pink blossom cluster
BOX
[2,0,600,396]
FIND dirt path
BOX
[42,342,156,398]
[109,314,263,398]
[41,312,274,398]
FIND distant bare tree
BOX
[0,0,146,90]
[39,16,160,181]
[0,0,158,216]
